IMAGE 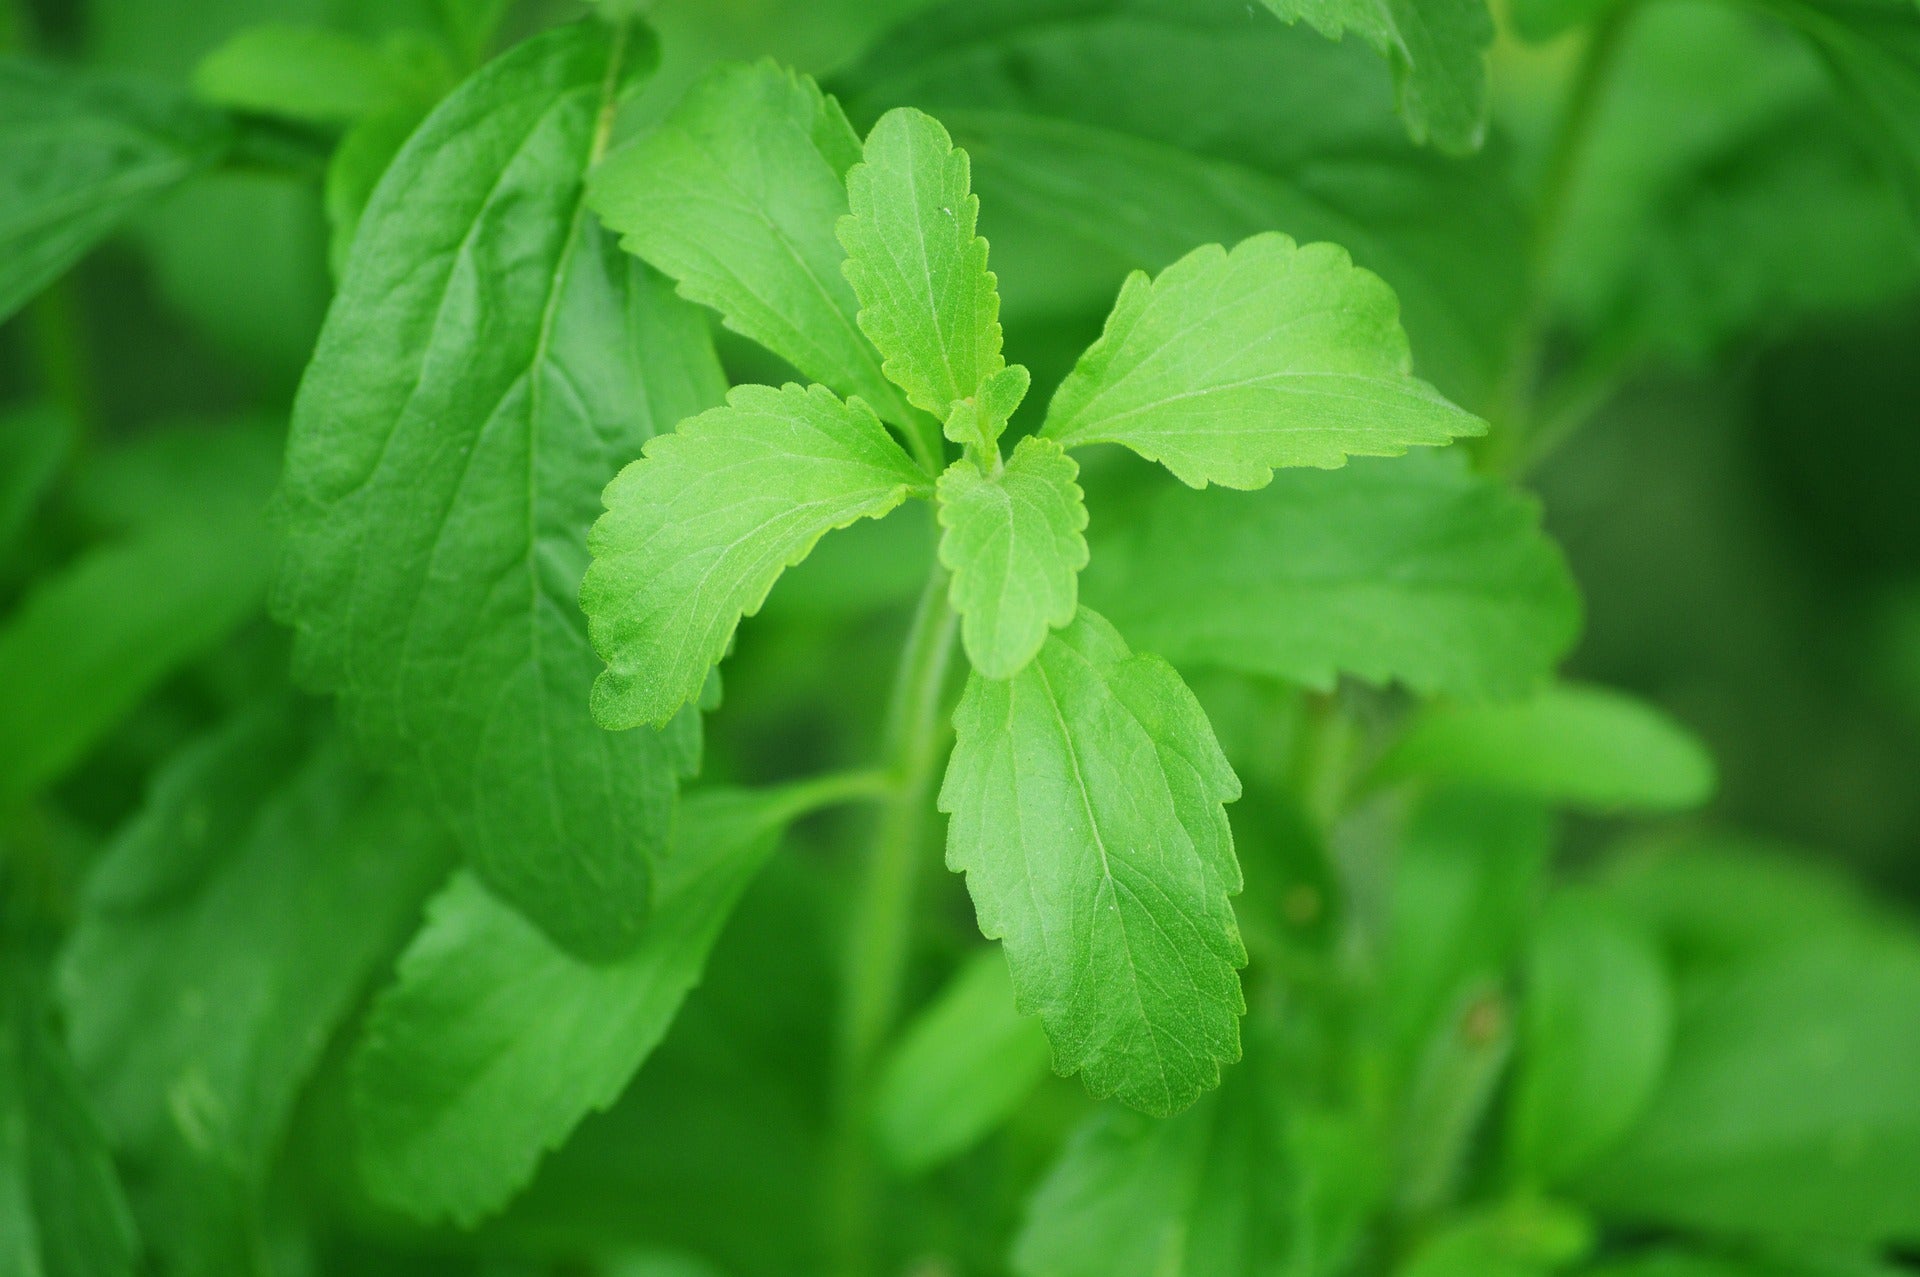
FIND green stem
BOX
[828,557,960,1276]
[1483,0,1638,475]
[766,767,895,824]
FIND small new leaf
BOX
[940,609,1245,1116]
[584,383,927,730]
[937,437,1089,679]
[1042,233,1486,489]
[944,364,1030,451]
[839,107,1006,417]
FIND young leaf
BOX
[872,949,1053,1174]
[0,57,225,323]
[583,382,927,730]
[1507,893,1672,1187]
[0,980,139,1277]
[839,107,1006,417]
[937,437,1089,680]
[1378,683,1717,813]
[940,608,1245,1116]
[944,363,1030,450]
[352,786,806,1225]
[56,708,449,1264]
[191,25,425,123]
[1042,234,1485,489]
[272,22,725,959]
[588,61,914,425]
[1579,933,1920,1243]
[1259,0,1493,154]
[1086,451,1580,700]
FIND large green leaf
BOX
[1259,0,1492,153]
[838,107,1006,417]
[838,0,1526,408]
[1087,451,1579,700]
[0,57,225,324]
[871,949,1052,1174]
[272,21,726,958]
[1579,933,1920,1243]
[941,608,1245,1116]
[56,706,450,1270]
[582,382,927,730]
[1042,234,1484,489]
[937,437,1089,679]
[588,60,915,426]
[352,786,813,1225]
[0,981,138,1277]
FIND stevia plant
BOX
[6,1,1920,1275]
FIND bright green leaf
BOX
[0,57,225,324]
[1087,451,1579,699]
[583,382,926,730]
[352,786,808,1225]
[1507,892,1672,1186]
[323,103,426,278]
[1379,683,1717,813]
[872,949,1052,1173]
[937,436,1089,680]
[1260,0,1492,153]
[944,363,1030,450]
[839,106,1006,417]
[588,61,915,425]
[941,608,1245,1116]
[191,25,422,123]
[1042,234,1485,488]
[272,22,723,959]
[1395,1199,1592,1277]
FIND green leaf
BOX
[588,61,915,426]
[1379,683,1717,813]
[838,106,1006,418]
[323,103,427,278]
[941,608,1245,1116]
[1012,1059,1291,1277]
[872,949,1052,1174]
[944,363,1031,450]
[191,25,427,123]
[0,56,225,324]
[1042,234,1485,489]
[0,512,271,811]
[1087,451,1580,700]
[937,437,1089,680]
[1395,1199,1592,1277]
[1507,892,1672,1186]
[272,22,726,959]
[56,707,449,1268]
[838,0,1529,409]
[0,980,139,1277]
[583,382,927,730]
[351,786,808,1225]
[434,0,514,68]
[1259,0,1492,153]
[1579,933,1920,1244]
[0,405,72,559]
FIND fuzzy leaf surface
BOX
[938,437,1088,679]
[583,382,925,729]
[941,608,1245,1116]
[588,61,913,423]
[1042,234,1484,488]
[271,23,724,959]
[839,107,1005,417]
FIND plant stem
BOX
[1484,0,1637,474]
[768,767,896,823]
[828,556,960,1276]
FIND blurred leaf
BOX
[0,406,72,559]
[1506,892,1672,1186]
[1259,0,1493,153]
[56,706,450,1270]
[0,57,225,325]
[1552,0,1920,364]
[871,949,1052,1174]
[192,25,432,123]
[1379,683,1716,813]
[351,786,812,1226]
[0,979,139,1277]
[1582,1247,1910,1277]
[323,103,424,276]
[1396,1198,1592,1277]
[1579,933,1920,1244]
[839,0,1527,407]
[272,22,725,958]
[67,418,282,534]
[1088,451,1580,700]
[0,508,271,811]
